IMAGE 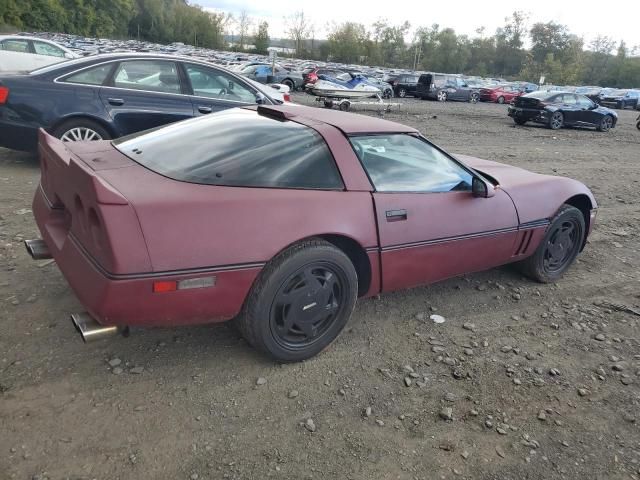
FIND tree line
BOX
[1,1,638,87]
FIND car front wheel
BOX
[235,239,358,362]
[597,115,613,132]
[437,90,447,102]
[513,117,527,125]
[497,96,505,104]
[516,204,585,283]
[398,88,406,98]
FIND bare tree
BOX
[238,10,252,50]
[285,11,310,56]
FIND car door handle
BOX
[198,106,213,114]
[108,98,124,106]
[385,209,407,222]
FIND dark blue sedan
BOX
[0,53,280,151]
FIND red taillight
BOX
[283,93,291,102]
[0,86,9,104]
[153,281,177,293]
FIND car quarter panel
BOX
[96,165,379,273]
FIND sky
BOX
[198,0,640,50]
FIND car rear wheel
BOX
[235,239,358,362]
[497,96,505,104]
[437,90,447,102]
[383,88,393,99]
[513,118,527,125]
[516,205,585,283]
[549,111,564,130]
[282,79,295,91]
[470,92,479,103]
[597,115,614,132]
[53,119,111,143]
[398,88,407,98]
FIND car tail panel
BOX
[36,129,152,274]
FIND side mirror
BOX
[472,176,495,198]
[64,52,74,59]
[255,92,267,105]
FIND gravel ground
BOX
[1,96,639,480]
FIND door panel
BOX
[373,189,519,291]
[99,60,192,136]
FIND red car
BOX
[480,84,524,104]
[26,105,597,361]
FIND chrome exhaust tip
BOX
[24,239,52,260]
[71,312,120,343]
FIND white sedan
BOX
[0,35,79,72]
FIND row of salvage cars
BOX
[0,38,602,362]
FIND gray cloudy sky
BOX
[199,0,639,50]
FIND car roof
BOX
[253,105,418,135]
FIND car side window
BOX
[562,94,577,105]
[434,75,445,87]
[576,95,594,108]
[1,39,31,53]
[63,63,114,86]
[113,60,181,94]
[185,64,256,103]
[350,134,473,193]
[33,41,66,58]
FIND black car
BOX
[416,73,480,102]
[0,53,278,151]
[508,91,618,131]
[390,74,419,97]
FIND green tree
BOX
[253,21,269,54]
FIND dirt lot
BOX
[1,97,639,480]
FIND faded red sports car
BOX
[26,105,597,361]
[480,84,524,104]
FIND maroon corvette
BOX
[26,105,597,361]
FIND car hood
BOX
[455,154,597,223]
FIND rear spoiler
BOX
[38,129,128,206]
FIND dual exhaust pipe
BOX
[25,238,124,343]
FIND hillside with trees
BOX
[1,1,638,87]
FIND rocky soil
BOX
[1,97,639,480]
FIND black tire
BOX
[339,102,350,111]
[636,120,640,131]
[516,205,585,283]
[470,92,479,103]
[497,96,505,104]
[596,115,614,132]
[282,79,295,91]
[548,111,564,130]
[323,100,333,109]
[398,88,407,98]
[513,117,527,125]
[383,88,393,99]
[234,239,358,362]
[52,118,111,143]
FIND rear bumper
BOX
[0,115,39,151]
[32,185,261,327]
[508,106,550,124]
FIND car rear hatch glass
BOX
[112,108,344,190]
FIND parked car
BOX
[574,86,604,103]
[479,84,523,103]
[599,89,640,109]
[26,104,596,361]
[240,63,304,91]
[508,91,617,131]
[0,35,79,72]
[0,53,284,151]
[416,73,480,102]
[390,74,419,97]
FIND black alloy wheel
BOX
[549,111,564,130]
[269,263,345,350]
[542,218,582,275]
[234,239,358,362]
[516,204,585,283]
